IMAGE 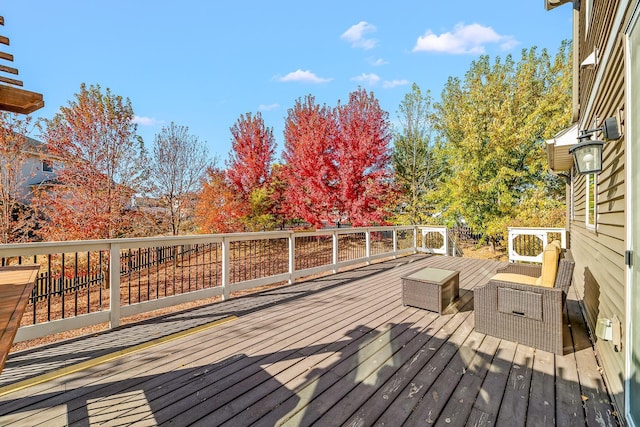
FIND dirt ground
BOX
[459,243,509,262]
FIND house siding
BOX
[569,0,633,414]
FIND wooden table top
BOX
[0,265,40,375]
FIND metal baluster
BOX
[85,251,90,314]
[155,246,160,297]
[99,251,103,310]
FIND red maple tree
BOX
[334,88,395,226]
[281,90,395,227]
[281,95,338,227]
[226,112,276,197]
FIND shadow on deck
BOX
[0,254,618,426]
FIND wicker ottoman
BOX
[402,268,460,313]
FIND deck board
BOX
[0,254,618,426]
[566,287,619,426]
[466,338,518,426]
[526,348,556,425]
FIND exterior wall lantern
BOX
[569,116,620,175]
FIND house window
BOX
[586,173,596,228]
[42,160,53,172]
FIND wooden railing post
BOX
[393,228,398,258]
[109,243,121,329]
[332,231,339,274]
[443,228,449,256]
[221,237,230,300]
[508,229,515,262]
[560,229,567,249]
[365,229,371,265]
[288,232,295,284]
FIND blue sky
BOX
[3,1,572,163]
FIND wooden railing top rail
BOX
[0,226,422,257]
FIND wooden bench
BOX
[0,265,39,374]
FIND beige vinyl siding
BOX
[571,1,628,413]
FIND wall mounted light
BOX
[569,116,620,175]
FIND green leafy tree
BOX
[244,186,276,231]
[392,83,439,224]
[431,42,572,247]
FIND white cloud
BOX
[412,22,519,55]
[351,73,381,86]
[368,57,388,66]
[277,69,332,83]
[132,116,163,126]
[499,38,520,51]
[382,79,410,89]
[258,103,280,111]
[341,21,378,50]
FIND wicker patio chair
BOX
[474,245,575,355]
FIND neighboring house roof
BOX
[29,177,63,187]
[1,134,59,202]
[21,136,59,159]
[9,134,64,164]
[22,136,46,153]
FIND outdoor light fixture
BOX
[569,116,620,175]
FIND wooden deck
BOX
[0,254,618,426]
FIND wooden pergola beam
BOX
[0,64,18,75]
[0,84,44,114]
[0,76,23,86]
[0,16,44,114]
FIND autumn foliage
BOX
[281,88,395,227]
[35,84,146,240]
[8,41,571,243]
[0,113,37,243]
[281,95,338,227]
[194,112,280,233]
[195,167,246,233]
[226,112,276,197]
[334,88,395,226]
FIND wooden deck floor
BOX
[0,254,618,426]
